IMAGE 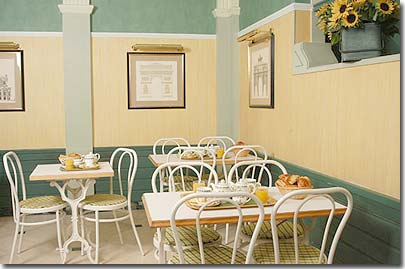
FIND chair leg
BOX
[95,211,100,264]
[56,210,63,261]
[225,223,230,244]
[112,210,124,244]
[129,209,145,256]
[80,208,85,256]
[17,215,25,254]
[9,217,20,264]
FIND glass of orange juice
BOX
[216,148,224,158]
[65,158,74,170]
[255,187,269,204]
[193,181,206,192]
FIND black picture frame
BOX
[127,52,186,109]
[0,50,25,112]
[248,32,275,109]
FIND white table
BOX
[148,154,261,167]
[142,188,347,263]
[29,162,114,264]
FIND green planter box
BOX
[340,23,383,62]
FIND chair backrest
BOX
[166,146,216,183]
[170,192,265,264]
[227,159,287,186]
[222,145,268,182]
[270,187,353,264]
[151,161,219,193]
[109,148,138,202]
[3,151,26,222]
[197,136,235,151]
[153,137,190,155]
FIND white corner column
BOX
[58,0,94,155]
[213,0,240,139]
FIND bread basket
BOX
[231,148,250,157]
[275,180,313,199]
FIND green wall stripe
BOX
[239,0,311,30]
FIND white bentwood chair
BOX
[168,192,265,264]
[3,151,67,264]
[153,137,190,155]
[228,160,306,245]
[253,187,353,264]
[197,136,235,151]
[79,148,144,263]
[165,146,216,191]
[151,161,221,262]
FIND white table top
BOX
[29,162,114,181]
[142,187,347,228]
[148,154,261,167]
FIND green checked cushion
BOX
[154,226,221,246]
[169,245,246,264]
[174,181,194,192]
[253,242,326,264]
[242,221,304,239]
[20,195,66,209]
[80,194,127,207]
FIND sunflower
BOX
[327,32,334,40]
[331,0,353,19]
[376,0,394,14]
[351,0,366,8]
[316,3,329,17]
[328,17,341,30]
[343,10,360,27]
[317,20,328,32]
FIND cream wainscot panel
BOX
[239,11,400,199]
[0,36,65,149]
[92,37,216,146]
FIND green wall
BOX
[0,0,216,34]
[239,0,310,30]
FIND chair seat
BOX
[253,242,326,264]
[20,195,66,210]
[162,175,195,184]
[79,194,127,208]
[241,221,304,239]
[169,245,246,264]
[154,226,221,246]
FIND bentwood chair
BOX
[165,146,216,191]
[197,136,235,151]
[228,160,305,245]
[253,187,353,264]
[221,145,267,244]
[79,148,144,263]
[169,192,265,264]
[153,137,190,155]
[3,151,67,264]
[151,162,221,262]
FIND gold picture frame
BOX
[127,52,185,109]
[0,50,24,111]
[248,31,274,108]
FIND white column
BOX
[59,0,94,195]
[213,0,240,139]
[58,0,94,154]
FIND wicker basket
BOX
[275,180,313,199]
[231,148,250,157]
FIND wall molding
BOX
[238,2,313,37]
[0,31,216,39]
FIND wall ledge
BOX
[293,53,400,75]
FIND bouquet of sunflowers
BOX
[316,0,400,45]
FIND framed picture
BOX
[0,50,24,111]
[127,52,185,109]
[248,32,274,108]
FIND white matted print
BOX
[128,52,185,109]
[0,50,24,111]
[248,32,274,108]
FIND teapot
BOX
[84,152,100,167]
[229,178,261,204]
[210,180,232,193]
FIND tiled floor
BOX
[0,210,166,264]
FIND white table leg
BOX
[158,227,166,264]
[50,179,96,264]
